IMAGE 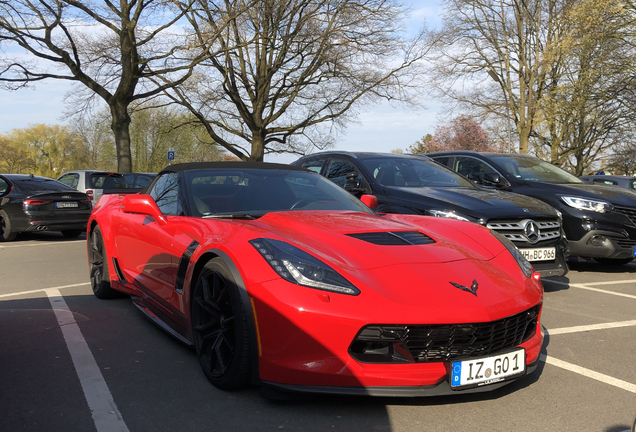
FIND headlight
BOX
[491,231,533,278]
[560,196,612,213]
[428,209,472,222]
[249,238,360,295]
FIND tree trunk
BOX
[249,134,265,162]
[110,102,133,173]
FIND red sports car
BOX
[87,162,544,396]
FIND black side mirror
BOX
[344,172,366,193]
[482,172,507,188]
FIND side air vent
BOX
[346,231,435,246]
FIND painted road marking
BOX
[540,354,636,394]
[547,320,636,335]
[544,279,636,299]
[0,282,90,299]
[0,240,85,248]
[45,288,129,432]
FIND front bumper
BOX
[563,209,636,259]
[568,230,636,259]
[261,359,541,397]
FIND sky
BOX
[0,1,444,165]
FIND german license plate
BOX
[450,348,525,389]
[56,201,78,208]
[520,247,555,262]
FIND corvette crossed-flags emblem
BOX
[449,279,479,296]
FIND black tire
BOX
[0,210,17,242]
[89,226,116,299]
[61,229,84,238]
[594,257,634,266]
[191,258,251,390]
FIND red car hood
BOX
[248,211,500,270]
[245,211,536,322]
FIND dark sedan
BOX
[0,174,91,241]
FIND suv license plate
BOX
[56,201,78,208]
[520,247,555,262]
[450,348,526,389]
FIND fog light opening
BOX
[588,235,607,246]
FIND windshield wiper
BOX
[203,213,262,220]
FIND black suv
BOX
[292,151,569,277]
[428,151,636,266]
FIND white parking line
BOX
[544,279,636,299]
[540,354,636,394]
[0,283,90,299]
[0,240,85,248]
[547,320,636,335]
[46,288,129,432]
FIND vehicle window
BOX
[300,159,328,174]
[325,159,363,188]
[135,175,154,188]
[90,174,128,189]
[490,155,582,183]
[453,156,500,185]
[149,173,181,216]
[362,157,473,188]
[0,178,9,195]
[431,156,451,167]
[58,174,79,189]
[184,169,372,216]
[630,180,636,190]
[593,178,618,186]
[16,177,75,192]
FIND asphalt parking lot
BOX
[1,232,635,432]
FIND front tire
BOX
[191,258,251,390]
[594,257,634,266]
[89,226,116,299]
[0,210,17,242]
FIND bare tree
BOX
[0,0,220,172]
[432,0,568,154]
[158,0,435,161]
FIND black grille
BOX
[351,305,540,363]
[346,231,435,246]
[614,206,636,225]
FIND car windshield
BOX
[361,157,475,188]
[89,173,129,189]
[184,168,374,217]
[491,155,583,184]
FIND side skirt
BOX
[131,295,193,346]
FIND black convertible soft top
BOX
[159,161,308,174]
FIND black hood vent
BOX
[346,231,435,246]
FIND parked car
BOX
[57,170,130,206]
[292,152,568,277]
[123,172,157,189]
[88,161,544,396]
[0,174,91,241]
[428,151,636,265]
[580,174,636,191]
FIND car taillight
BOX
[86,190,94,200]
[23,199,52,206]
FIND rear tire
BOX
[61,229,84,238]
[594,257,634,266]
[0,211,17,242]
[191,258,251,390]
[89,226,116,299]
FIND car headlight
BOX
[560,196,612,213]
[491,231,533,278]
[428,209,472,222]
[249,238,360,295]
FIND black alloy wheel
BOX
[89,226,116,299]
[191,258,251,390]
[0,210,17,242]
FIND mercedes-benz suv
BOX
[292,152,569,277]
